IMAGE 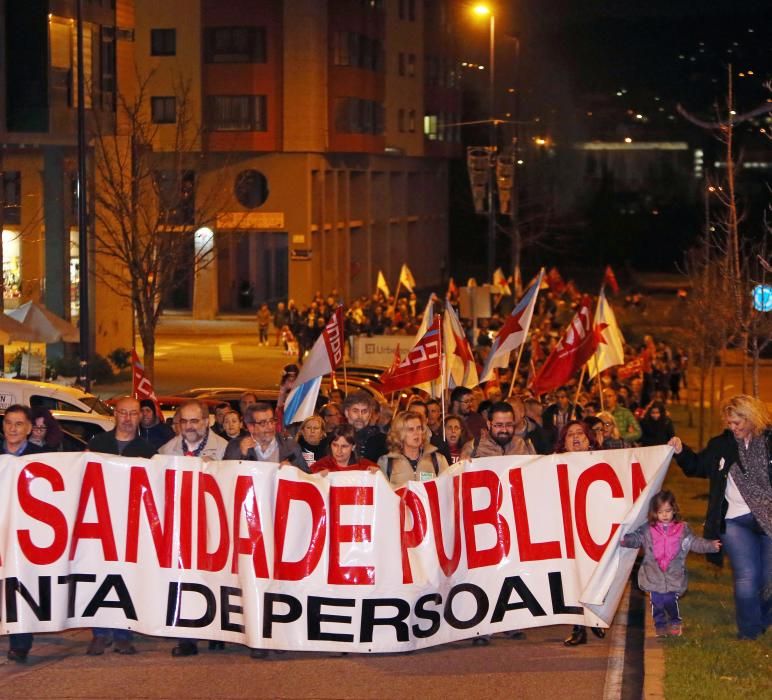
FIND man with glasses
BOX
[88,396,157,459]
[84,397,156,657]
[224,402,307,471]
[461,401,534,459]
[159,400,227,461]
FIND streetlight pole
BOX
[486,12,496,282]
[76,0,90,391]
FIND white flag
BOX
[443,301,479,389]
[587,290,625,379]
[480,269,544,383]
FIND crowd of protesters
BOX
[3,280,767,662]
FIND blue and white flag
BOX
[283,306,345,426]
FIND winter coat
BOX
[621,521,717,595]
[223,434,309,473]
[675,429,772,566]
[459,431,534,460]
[377,444,449,489]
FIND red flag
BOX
[603,265,620,295]
[617,355,644,380]
[547,267,566,295]
[530,296,599,395]
[446,277,459,300]
[131,349,162,416]
[378,316,442,393]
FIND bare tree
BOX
[678,66,772,405]
[91,71,234,381]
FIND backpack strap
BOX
[386,456,395,481]
[430,451,440,476]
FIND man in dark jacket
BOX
[223,402,307,471]
[86,397,156,656]
[3,404,45,662]
[138,399,175,450]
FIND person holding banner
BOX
[555,420,607,646]
[3,405,46,662]
[378,411,449,488]
[669,395,772,640]
[310,425,380,474]
[297,414,329,468]
[84,397,156,656]
[460,402,535,460]
[224,402,307,471]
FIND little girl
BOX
[621,490,720,637]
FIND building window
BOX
[101,27,116,108]
[234,170,269,209]
[398,0,406,20]
[156,170,195,226]
[398,52,405,76]
[397,108,405,132]
[204,27,266,63]
[1,171,21,224]
[207,95,268,131]
[333,31,381,71]
[408,0,416,21]
[334,98,384,135]
[151,96,176,123]
[408,109,416,133]
[151,28,176,56]
[424,114,438,140]
[407,53,416,77]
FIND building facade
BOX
[1,0,461,357]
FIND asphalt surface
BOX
[0,623,623,700]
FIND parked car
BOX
[0,378,113,416]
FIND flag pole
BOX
[592,283,606,411]
[507,338,527,399]
[439,313,447,441]
[390,278,402,320]
[571,364,587,420]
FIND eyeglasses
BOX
[248,418,276,427]
[491,422,515,429]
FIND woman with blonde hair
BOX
[669,394,772,640]
[377,410,449,488]
[596,411,625,449]
[297,414,328,468]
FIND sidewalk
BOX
[156,313,258,336]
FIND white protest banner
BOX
[0,447,672,652]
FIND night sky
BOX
[514,0,770,127]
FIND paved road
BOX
[0,623,622,700]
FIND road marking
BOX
[602,583,630,700]
[219,343,234,364]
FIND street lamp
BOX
[472,4,496,281]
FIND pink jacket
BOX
[650,521,685,571]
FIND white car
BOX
[0,378,113,416]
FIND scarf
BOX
[732,434,772,538]
[182,429,209,457]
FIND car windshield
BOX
[80,395,113,415]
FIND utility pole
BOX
[76,0,91,391]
